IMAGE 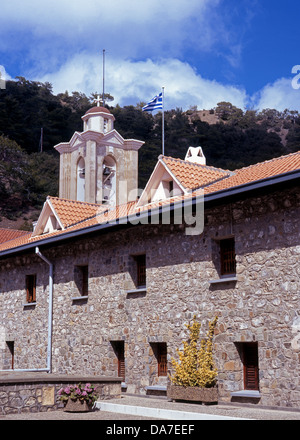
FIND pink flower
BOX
[84,384,93,392]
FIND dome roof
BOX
[85,106,111,115]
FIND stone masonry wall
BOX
[0,374,121,415]
[0,185,300,409]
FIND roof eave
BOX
[0,169,299,259]
[204,168,300,203]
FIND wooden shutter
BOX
[243,343,259,390]
[157,343,167,377]
[136,255,146,287]
[112,341,125,380]
[220,238,236,275]
[118,354,125,380]
[117,342,125,380]
[81,266,89,296]
[26,275,36,303]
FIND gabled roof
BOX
[32,196,107,237]
[160,155,231,191]
[48,197,104,228]
[0,150,300,256]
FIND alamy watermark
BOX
[96,182,204,236]
[292,65,300,90]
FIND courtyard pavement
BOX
[1,394,300,420]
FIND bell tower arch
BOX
[54,103,144,206]
[76,157,85,202]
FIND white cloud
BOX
[36,55,248,111]
[252,77,300,112]
[0,65,12,82]
[0,0,220,61]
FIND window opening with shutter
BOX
[75,265,89,296]
[242,343,259,391]
[151,343,168,377]
[111,341,125,380]
[157,343,168,377]
[26,274,36,303]
[6,341,14,370]
[220,238,236,275]
[135,254,146,288]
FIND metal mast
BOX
[102,49,105,107]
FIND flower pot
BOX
[167,385,218,404]
[64,399,93,412]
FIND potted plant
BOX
[58,382,98,412]
[168,315,218,404]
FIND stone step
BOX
[95,400,250,420]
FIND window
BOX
[240,343,259,391]
[162,180,174,198]
[103,118,108,133]
[5,341,14,370]
[111,341,125,380]
[220,238,236,275]
[157,343,168,376]
[26,274,36,303]
[74,265,89,296]
[151,343,168,377]
[135,254,146,288]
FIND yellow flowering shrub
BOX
[170,315,218,388]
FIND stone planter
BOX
[167,385,218,404]
[64,399,93,412]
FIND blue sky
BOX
[1,0,300,111]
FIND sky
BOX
[1,0,300,112]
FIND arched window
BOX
[102,155,116,205]
[77,157,85,202]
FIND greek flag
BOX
[142,92,163,112]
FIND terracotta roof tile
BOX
[0,228,30,244]
[204,151,300,194]
[161,156,231,190]
[48,196,105,228]
[0,151,300,254]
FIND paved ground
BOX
[1,395,300,420]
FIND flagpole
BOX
[162,86,165,156]
[102,49,105,107]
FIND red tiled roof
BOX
[48,196,105,228]
[0,150,300,254]
[0,228,29,244]
[204,151,300,194]
[161,156,231,190]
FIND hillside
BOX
[0,78,300,230]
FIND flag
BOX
[142,92,163,112]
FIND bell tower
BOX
[54,102,144,206]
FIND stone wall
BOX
[0,374,121,415]
[1,185,300,409]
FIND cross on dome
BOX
[95,95,102,107]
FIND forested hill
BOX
[1,77,300,228]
